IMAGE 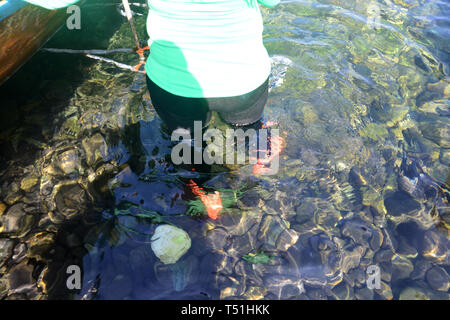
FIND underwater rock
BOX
[344,267,366,289]
[399,287,431,300]
[38,214,58,232]
[270,190,300,221]
[37,264,68,296]
[395,235,419,258]
[300,149,320,166]
[82,133,108,167]
[151,225,191,265]
[76,80,106,98]
[358,123,389,142]
[60,116,81,138]
[397,156,439,201]
[39,146,80,177]
[402,127,439,155]
[419,119,450,149]
[277,228,300,251]
[391,255,414,281]
[355,287,374,300]
[440,149,450,166]
[235,259,264,286]
[57,149,82,174]
[86,163,118,203]
[257,215,299,251]
[418,99,450,116]
[214,210,261,237]
[6,261,35,295]
[0,202,6,216]
[384,190,421,216]
[374,281,393,300]
[425,266,449,292]
[47,181,88,223]
[27,232,57,262]
[12,242,27,264]
[0,239,14,266]
[242,286,266,300]
[307,233,341,276]
[0,203,35,238]
[299,265,329,288]
[219,288,238,300]
[205,227,229,252]
[20,177,38,193]
[264,275,304,299]
[427,79,450,98]
[227,231,256,258]
[22,193,41,208]
[348,167,369,188]
[306,288,328,300]
[410,259,432,280]
[331,281,354,300]
[341,246,365,274]
[80,110,111,132]
[341,219,373,245]
[239,188,263,208]
[377,261,392,284]
[4,182,22,205]
[39,174,55,197]
[421,230,448,261]
[369,228,384,252]
[295,198,317,224]
[314,204,341,231]
[0,278,9,299]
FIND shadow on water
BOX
[0,0,124,172]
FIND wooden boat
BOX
[0,0,67,85]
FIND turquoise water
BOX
[0,0,448,300]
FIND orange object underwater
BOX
[188,179,223,220]
[252,133,285,175]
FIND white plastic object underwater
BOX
[151,225,192,265]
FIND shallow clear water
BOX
[0,0,448,300]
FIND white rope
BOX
[85,54,145,74]
[84,2,147,7]
[42,48,134,54]
[122,0,141,50]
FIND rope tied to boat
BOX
[121,0,148,72]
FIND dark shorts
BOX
[146,76,269,132]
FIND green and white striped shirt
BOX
[25,0,280,98]
[145,0,279,98]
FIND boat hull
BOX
[0,2,66,85]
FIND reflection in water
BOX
[0,0,449,300]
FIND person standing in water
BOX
[25,0,280,132]
[145,0,280,133]
[24,0,283,220]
